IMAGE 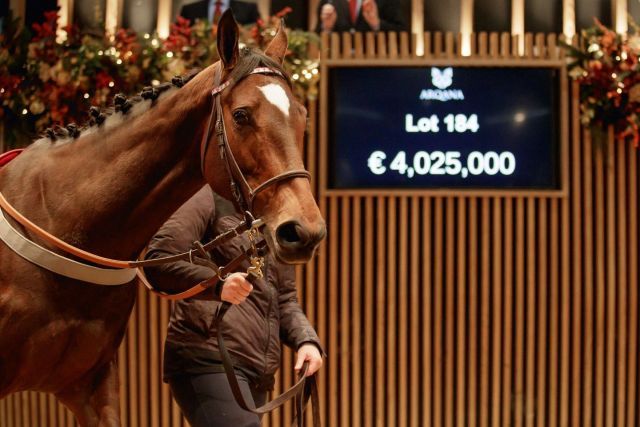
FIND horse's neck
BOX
[22,70,218,259]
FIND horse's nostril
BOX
[276,221,303,247]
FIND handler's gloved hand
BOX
[220,272,253,304]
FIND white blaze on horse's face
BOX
[258,84,290,118]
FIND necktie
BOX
[349,0,358,24]
[213,0,223,25]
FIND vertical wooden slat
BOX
[626,144,638,427]
[423,32,432,58]
[433,198,444,427]
[118,337,127,424]
[536,199,548,426]
[376,32,387,59]
[500,32,511,57]
[386,197,397,427]
[160,301,170,427]
[0,394,6,427]
[569,80,583,427]
[422,198,433,427]
[328,196,338,427]
[444,32,455,56]
[604,128,617,427]
[19,393,26,427]
[354,32,364,59]
[138,289,149,427]
[409,197,420,427]
[388,32,399,59]
[9,395,15,427]
[502,198,514,427]
[480,198,490,427]
[456,198,467,427]
[560,187,571,425]
[549,199,560,427]
[128,294,139,427]
[594,131,606,427]
[365,32,376,58]
[364,197,374,427]
[48,391,56,426]
[433,32,443,56]
[468,198,478,427]
[582,129,595,427]
[399,32,410,58]
[525,199,536,427]
[351,197,362,427]
[340,197,350,427]
[149,295,160,427]
[491,198,503,427]
[398,197,409,427]
[616,138,628,427]
[57,395,64,426]
[330,33,340,60]
[513,197,526,427]
[489,32,499,57]
[478,32,488,57]
[341,32,353,60]
[39,391,47,426]
[376,197,387,427]
[29,392,37,427]
[282,348,293,427]
[444,198,455,427]
[316,196,328,425]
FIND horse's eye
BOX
[232,109,250,126]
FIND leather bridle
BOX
[201,64,312,213]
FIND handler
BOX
[144,186,324,427]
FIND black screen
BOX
[329,66,560,189]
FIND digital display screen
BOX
[328,66,560,189]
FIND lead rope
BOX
[208,225,321,427]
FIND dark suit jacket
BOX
[180,0,259,25]
[315,0,405,32]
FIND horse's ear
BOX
[217,10,239,70]
[264,18,288,65]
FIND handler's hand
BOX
[220,272,252,305]
[295,344,323,377]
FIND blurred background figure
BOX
[316,0,405,32]
[179,0,260,25]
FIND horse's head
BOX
[200,11,326,264]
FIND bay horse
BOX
[0,11,325,426]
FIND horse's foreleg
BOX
[56,359,121,427]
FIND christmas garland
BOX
[0,9,319,147]
[563,19,640,147]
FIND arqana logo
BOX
[431,67,453,89]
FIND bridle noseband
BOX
[200,65,311,213]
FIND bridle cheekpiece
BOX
[200,65,311,214]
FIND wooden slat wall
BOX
[2,31,639,426]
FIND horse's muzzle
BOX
[275,220,326,262]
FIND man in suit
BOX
[179,0,260,25]
[316,0,405,32]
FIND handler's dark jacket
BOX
[144,186,323,390]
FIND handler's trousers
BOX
[169,372,267,427]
